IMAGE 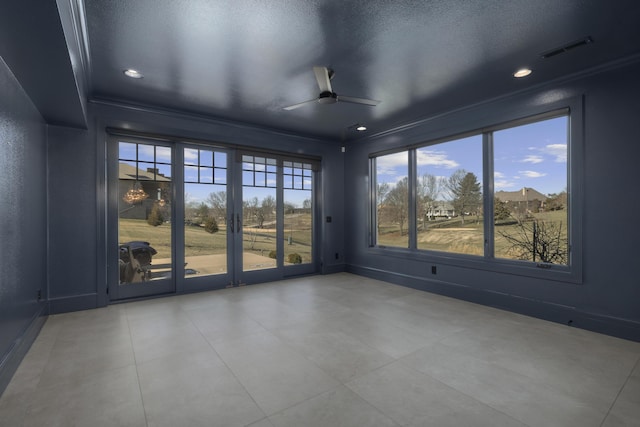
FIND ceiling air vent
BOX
[541,37,593,59]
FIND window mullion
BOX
[369,158,376,247]
[483,132,495,259]
[408,149,417,250]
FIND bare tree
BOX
[258,195,276,228]
[383,177,409,236]
[207,191,227,222]
[498,220,568,264]
[417,173,442,228]
[377,182,390,209]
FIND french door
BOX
[108,136,317,300]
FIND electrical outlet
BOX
[431,266,437,274]
[335,252,339,260]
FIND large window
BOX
[371,110,574,274]
[416,135,483,255]
[375,151,409,248]
[493,116,568,265]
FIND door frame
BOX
[107,134,320,301]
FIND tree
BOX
[203,216,219,234]
[284,202,296,214]
[494,197,512,222]
[258,195,276,228]
[377,182,390,209]
[498,220,568,264]
[195,203,210,223]
[207,191,227,222]
[244,197,259,225]
[383,177,409,236]
[147,203,164,226]
[445,170,482,225]
[417,173,442,227]
[302,198,312,211]
[546,191,567,211]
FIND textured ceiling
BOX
[83,0,640,141]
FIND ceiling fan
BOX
[283,66,380,110]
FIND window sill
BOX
[368,245,581,285]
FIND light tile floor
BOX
[1,273,639,427]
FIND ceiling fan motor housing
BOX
[318,91,338,104]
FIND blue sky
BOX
[376,116,568,197]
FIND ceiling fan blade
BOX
[283,98,317,111]
[338,95,381,106]
[313,66,333,93]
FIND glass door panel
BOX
[283,161,313,265]
[184,148,229,278]
[117,141,174,297]
[241,156,278,272]
[111,141,319,300]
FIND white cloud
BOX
[544,144,567,162]
[376,152,408,175]
[495,179,517,189]
[522,155,543,164]
[416,150,459,169]
[519,170,547,178]
[494,171,505,178]
[184,149,199,161]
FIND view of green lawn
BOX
[119,213,313,269]
[378,210,568,263]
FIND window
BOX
[375,151,409,248]
[493,116,568,265]
[370,109,575,275]
[416,135,483,255]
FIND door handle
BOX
[236,214,241,233]
[229,214,234,233]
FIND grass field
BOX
[378,210,568,263]
[119,213,313,265]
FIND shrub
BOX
[203,216,219,234]
[147,204,164,226]
[287,253,302,264]
[268,250,277,259]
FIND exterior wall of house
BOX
[0,56,48,392]
[344,60,640,341]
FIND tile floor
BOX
[1,273,639,427]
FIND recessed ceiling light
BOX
[513,68,532,78]
[356,125,367,131]
[124,69,143,79]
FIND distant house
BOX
[425,201,456,219]
[119,163,171,220]
[495,187,547,213]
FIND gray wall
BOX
[0,56,48,390]
[344,60,640,341]
[47,125,97,313]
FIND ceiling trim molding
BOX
[360,52,640,143]
[88,97,339,145]
[67,0,92,90]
